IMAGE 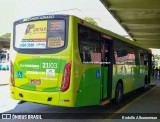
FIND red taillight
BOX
[61,62,71,92]
[10,61,15,87]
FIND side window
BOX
[139,49,149,66]
[114,39,137,65]
[114,50,127,64]
[126,53,135,65]
[144,53,149,66]
[125,45,135,65]
[114,40,127,64]
[135,48,140,65]
[140,53,144,65]
[78,25,101,63]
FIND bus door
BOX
[101,38,113,100]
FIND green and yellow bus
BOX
[10,15,152,107]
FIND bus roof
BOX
[71,15,150,52]
[15,14,69,24]
[14,14,150,52]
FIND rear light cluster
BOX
[61,62,71,92]
[10,61,15,87]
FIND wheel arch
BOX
[116,79,124,93]
[114,79,124,104]
[112,79,124,99]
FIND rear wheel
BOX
[115,83,123,104]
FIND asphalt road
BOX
[0,84,155,119]
[0,70,158,120]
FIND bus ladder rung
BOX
[100,99,110,106]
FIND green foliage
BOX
[153,54,160,60]
[0,33,11,38]
[84,17,98,26]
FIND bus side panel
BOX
[58,16,76,107]
[112,65,123,98]
[70,17,101,107]
[112,64,133,98]
[112,64,148,99]
[132,65,144,90]
[75,66,101,107]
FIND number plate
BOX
[30,80,41,85]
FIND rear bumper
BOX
[10,86,76,107]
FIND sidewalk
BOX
[0,70,19,113]
[107,78,160,121]
[0,85,19,113]
[117,81,160,113]
[0,70,9,85]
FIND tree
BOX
[0,33,11,38]
[153,54,160,60]
[84,17,98,26]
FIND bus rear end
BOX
[10,15,74,107]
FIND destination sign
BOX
[22,15,55,22]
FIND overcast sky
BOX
[0,0,128,36]
[1,0,160,53]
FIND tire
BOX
[115,83,123,104]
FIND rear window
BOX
[15,20,65,49]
